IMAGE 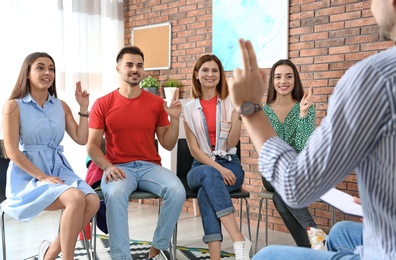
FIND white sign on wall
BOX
[213,0,289,70]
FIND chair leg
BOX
[242,198,252,257]
[239,198,243,230]
[1,211,6,260]
[81,228,93,260]
[254,198,263,254]
[92,215,97,260]
[170,223,177,260]
[243,198,251,241]
[265,198,269,248]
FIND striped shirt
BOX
[259,46,396,259]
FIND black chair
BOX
[0,156,10,260]
[172,138,251,250]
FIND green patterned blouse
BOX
[262,102,316,153]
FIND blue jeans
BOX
[187,155,244,243]
[253,221,362,260]
[101,161,186,260]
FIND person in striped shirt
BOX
[228,1,396,258]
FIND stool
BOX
[254,190,274,254]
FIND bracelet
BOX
[78,111,90,117]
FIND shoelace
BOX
[234,243,247,260]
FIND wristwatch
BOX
[238,102,261,120]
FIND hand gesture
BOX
[300,86,313,118]
[228,39,266,110]
[164,88,182,119]
[75,81,90,109]
[104,165,126,183]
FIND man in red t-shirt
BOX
[87,46,185,260]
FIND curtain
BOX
[0,0,124,107]
[0,0,124,176]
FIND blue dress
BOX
[2,94,95,222]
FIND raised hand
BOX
[300,86,313,118]
[228,39,267,110]
[164,88,182,119]
[75,81,90,109]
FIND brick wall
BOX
[123,0,394,234]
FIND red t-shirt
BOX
[200,96,217,150]
[89,89,170,165]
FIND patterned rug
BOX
[29,234,235,260]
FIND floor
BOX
[1,202,295,259]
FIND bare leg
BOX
[79,194,100,231]
[208,241,222,260]
[221,214,244,242]
[42,188,86,260]
[41,193,99,260]
[206,214,245,260]
[148,247,160,258]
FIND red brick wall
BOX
[123,0,394,233]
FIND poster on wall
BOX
[132,22,171,70]
[213,0,289,71]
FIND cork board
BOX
[132,23,171,70]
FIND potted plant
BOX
[141,75,160,95]
[163,78,181,100]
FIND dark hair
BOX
[191,54,228,99]
[266,59,304,104]
[9,52,57,100]
[116,46,144,63]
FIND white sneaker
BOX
[307,227,328,250]
[38,240,51,260]
[147,250,168,260]
[233,236,251,260]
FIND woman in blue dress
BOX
[2,52,100,260]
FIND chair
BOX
[172,138,251,253]
[90,190,162,260]
[253,189,274,254]
[0,156,9,260]
[0,154,92,260]
[88,139,176,260]
[254,185,337,254]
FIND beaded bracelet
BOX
[78,112,90,117]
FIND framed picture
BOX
[132,22,171,70]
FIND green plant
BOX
[141,75,160,88]
[164,78,181,88]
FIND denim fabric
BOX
[187,155,244,244]
[101,161,186,260]
[326,221,363,254]
[253,221,361,260]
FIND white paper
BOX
[320,188,363,217]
